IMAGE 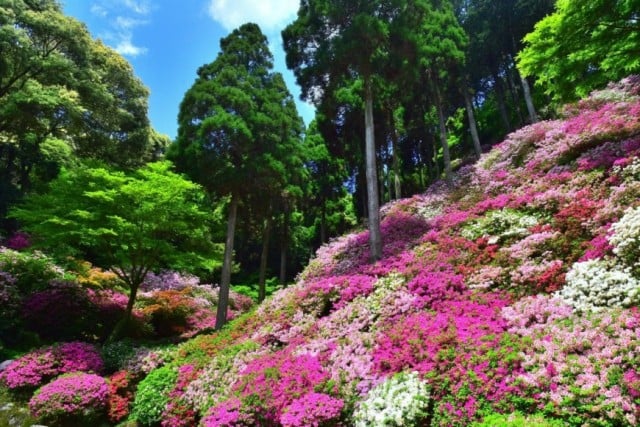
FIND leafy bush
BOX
[0,271,21,338]
[472,412,564,426]
[29,372,108,425]
[107,370,135,423]
[101,340,138,373]
[0,341,103,390]
[130,365,178,425]
[0,247,64,294]
[138,289,197,337]
[353,371,430,426]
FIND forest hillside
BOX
[2,77,640,426]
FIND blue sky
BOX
[62,0,315,140]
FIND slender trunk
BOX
[492,71,512,132]
[434,82,452,182]
[389,111,402,199]
[258,216,272,302]
[520,73,538,123]
[320,202,327,244]
[463,86,482,159]
[506,67,524,126]
[216,194,238,330]
[108,281,139,342]
[364,76,382,261]
[279,239,287,287]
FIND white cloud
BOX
[121,0,151,15]
[114,37,147,57]
[207,0,299,33]
[89,0,150,57]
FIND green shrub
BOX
[101,340,138,373]
[473,412,565,427]
[130,366,178,425]
[0,248,65,294]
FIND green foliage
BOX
[130,365,178,425]
[233,277,281,302]
[10,161,219,338]
[101,339,138,373]
[0,0,153,224]
[0,248,65,294]
[518,0,640,103]
[472,412,565,427]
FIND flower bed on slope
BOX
[4,77,640,426]
[119,76,640,426]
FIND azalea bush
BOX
[353,371,430,426]
[29,372,109,425]
[0,341,103,390]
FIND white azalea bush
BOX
[609,206,640,270]
[462,209,539,244]
[555,259,639,312]
[353,371,430,427]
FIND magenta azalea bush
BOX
[0,341,103,390]
[29,372,109,423]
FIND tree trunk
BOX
[107,281,139,342]
[258,215,272,302]
[520,73,538,123]
[280,204,289,286]
[463,86,482,159]
[319,202,327,244]
[216,194,238,330]
[492,71,512,132]
[506,67,524,126]
[434,83,452,183]
[389,111,402,199]
[364,76,382,261]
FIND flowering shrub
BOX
[609,206,640,270]
[161,364,199,427]
[201,397,254,427]
[503,297,640,425]
[353,371,430,426]
[107,370,135,423]
[5,232,30,250]
[556,259,639,312]
[140,270,200,292]
[461,209,539,244]
[280,392,344,427]
[29,373,108,424]
[22,280,99,341]
[234,351,331,422]
[0,247,64,294]
[0,341,103,390]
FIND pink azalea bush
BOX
[0,341,103,390]
[29,372,109,424]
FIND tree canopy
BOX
[170,22,306,327]
[517,0,640,102]
[10,161,217,337]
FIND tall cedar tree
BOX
[283,0,408,261]
[169,23,304,327]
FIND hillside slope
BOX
[151,76,640,426]
[5,77,640,427]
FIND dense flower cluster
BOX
[280,392,344,427]
[0,342,103,389]
[29,373,109,423]
[353,371,430,426]
[557,259,639,312]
